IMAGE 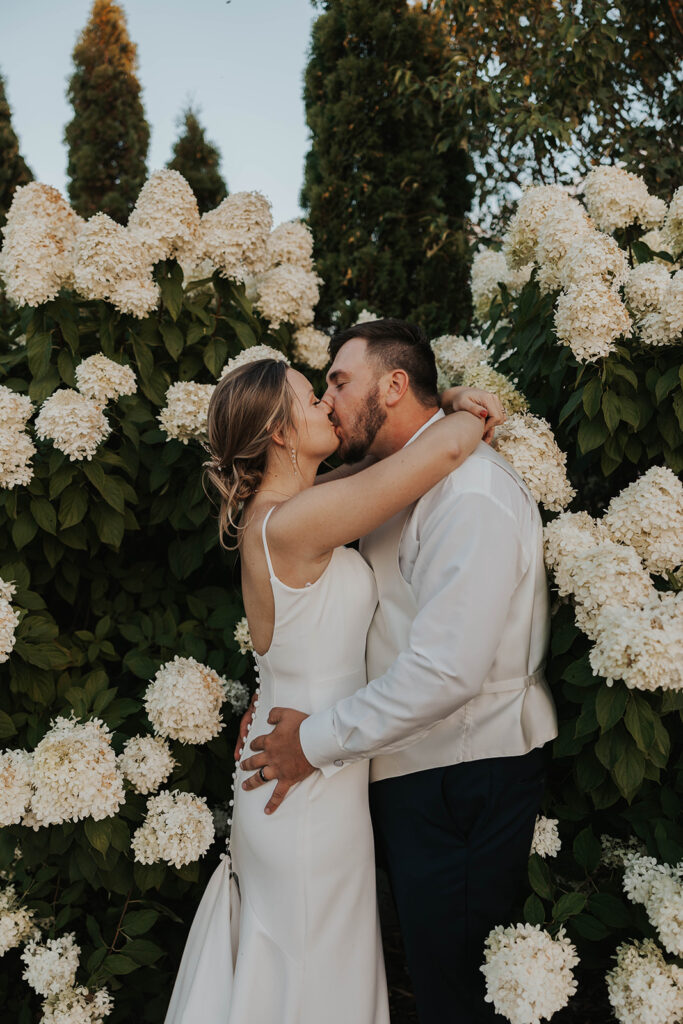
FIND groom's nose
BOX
[320,386,334,410]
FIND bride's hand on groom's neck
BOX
[440,386,506,443]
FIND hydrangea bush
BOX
[0,173,328,1022]
[458,168,683,1023]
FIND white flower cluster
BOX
[562,540,653,641]
[558,230,629,293]
[606,938,683,1024]
[623,854,683,956]
[0,885,38,955]
[266,220,314,271]
[30,714,125,825]
[430,333,491,387]
[292,326,330,370]
[662,186,683,254]
[481,922,579,1024]
[0,575,20,664]
[0,747,33,824]
[543,511,612,595]
[470,248,532,322]
[127,169,200,264]
[74,354,137,407]
[583,166,667,234]
[502,185,573,269]
[234,616,253,655]
[624,263,672,318]
[604,467,683,574]
[201,191,272,282]
[601,834,647,869]
[224,678,250,714]
[117,735,176,795]
[131,789,215,868]
[219,343,290,380]
[493,413,576,511]
[252,264,322,330]
[158,381,215,445]
[535,198,593,293]
[461,365,529,415]
[144,654,235,744]
[0,184,83,306]
[530,816,561,858]
[356,309,379,323]
[554,279,632,362]
[589,592,683,692]
[34,389,112,462]
[41,984,114,1024]
[21,932,80,997]
[637,270,683,348]
[0,384,36,488]
[73,212,159,319]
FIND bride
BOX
[163,348,503,1024]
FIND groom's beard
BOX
[336,384,387,463]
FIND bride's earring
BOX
[290,447,298,475]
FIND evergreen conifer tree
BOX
[301,0,473,336]
[64,0,149,222]
[0,72,33,228]
[167,107,227,214]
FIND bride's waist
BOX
[255,666,367,715]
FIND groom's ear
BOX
[383,368,410,408]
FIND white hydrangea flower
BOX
[31,714,125,825]
[606,938,683,1024]
[266,220,314,271]
[554,279,632,362]
[21,932,80,997]
[639,229,676,264]
[40,984,114,1024]
[502,185,573,269]
[530,816,561,858]
[219,344,290,379]
[75,354,137,407]
[471,249,509,322]
[118,735,176,795]
[662,186,683,255]
[73,213,159,318]
[0,384,34,430]
[0,183,83,306]
[0,580,21,664]
[224,678,250,714]
[34,389,112,462]
[583,166,667,233]
[131,789,215,868]
[535,201,593,293]
[622,855,683,957]
[481,922,579,1024]
[0,885,38,956]
[127,169,200,263]
[604,467,683,574]
[559,230,630,292]
[543,511,612,593]
[430,333,490,386]
[252,264,322,329]
[0,749,33,824]
[292,326,329,370]
[492,413,575,511]
[200,191,273,282]
[158,381,215,445]
[0,423,37,488]
[601,833,648,869]
[563,541,654,640]
[638,270,683,346]
[461,365,529,415]
[624,263,672,318]
[590,592,683,691]
[144,654,235,745]
[233,616,253,655]
[356,309,379,323]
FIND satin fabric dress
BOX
[164,506,390,1024]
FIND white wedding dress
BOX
[164,506,390,1024]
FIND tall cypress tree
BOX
[64,0,149,223]
[167,107,227,214]
[0,72,33,228]
[301,0,473,336]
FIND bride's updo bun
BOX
[203,358,296,548]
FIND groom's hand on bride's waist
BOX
[240,707,315,814]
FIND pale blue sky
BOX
[2,0,317,223]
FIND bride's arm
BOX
[267,409,486,557]
[313,453,378,485]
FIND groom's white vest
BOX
[360,443,559,784]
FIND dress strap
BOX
[261,506,278,581]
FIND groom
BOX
[240,318,558,1023]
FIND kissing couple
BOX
[164,318,558,1024]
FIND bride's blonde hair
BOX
[203,359,296,549]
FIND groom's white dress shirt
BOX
[299,409,559,782]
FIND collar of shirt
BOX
[403,408,445,448]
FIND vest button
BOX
[334,759,344,768]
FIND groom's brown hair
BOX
[329,318,439,407]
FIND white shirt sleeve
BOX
[299,488,527,775]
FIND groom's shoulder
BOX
[422,443,533,518]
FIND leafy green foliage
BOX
[301,0,473,334]
[167,107,227,215]
[64,0,149,223]
[0,71,32,229]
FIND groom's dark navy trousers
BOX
[370,744,548,1024]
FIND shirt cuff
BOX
[299,710,352,779]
